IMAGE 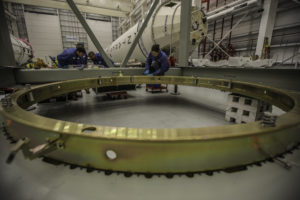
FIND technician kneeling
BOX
[88,51,114,68]
[144,44,169,76]
[57,47,87,68]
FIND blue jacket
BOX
[93,53,113,68]
[57,48,87,68]
[145,51,169,75]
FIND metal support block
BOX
[225,94,272,124]
[255,0,278,57]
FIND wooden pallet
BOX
[145,84,168,93]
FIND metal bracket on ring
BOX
[98,76,102,85]
[25,84,31,90]
[227,80,232,89]
[261,112,277,127]
[193,76,199,85]
[6,136,64,164]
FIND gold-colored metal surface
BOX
[1,76,300,173]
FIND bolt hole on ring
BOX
[106,150,117,160]
[0,76,299,174]
[82,127,97,133]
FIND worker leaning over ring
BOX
[88,51,114,68]
[144,44,170,76]
[57,47,87,68]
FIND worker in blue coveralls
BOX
[88,51,113,68]
[57,47,87,68]
[144,44,169,90]
[144,44,169,76]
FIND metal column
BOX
[178,0,192,67]
[255,0,278,57]
[66,0,114,68]
[120,0,159,68]
[202,0,210,58]
[0,0,16,67]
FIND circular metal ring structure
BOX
[1,76,300,174]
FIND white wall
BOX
[87,19,112,52]
[24,12,63,61]
[24,12,112,60]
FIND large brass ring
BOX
[1,76,300,173]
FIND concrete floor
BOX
[32,85,229,128]
[0,85,299,200]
